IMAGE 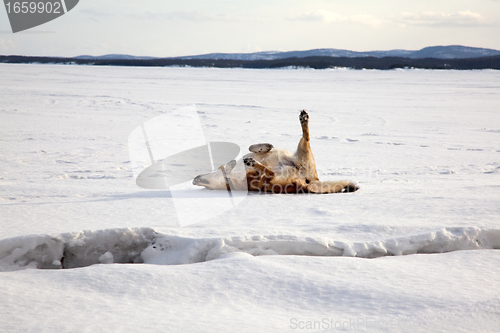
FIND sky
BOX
[1,0,499,57]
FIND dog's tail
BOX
[308,180,359,194]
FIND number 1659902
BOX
[5,1,62,14]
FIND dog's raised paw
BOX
[243,157,256,167]
[299,110,309,124]
[249,143,273,154]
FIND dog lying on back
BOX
[193,110,359,194]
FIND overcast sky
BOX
[1,0,499,57]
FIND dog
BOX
[192,110,359,194]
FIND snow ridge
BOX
[0,228,157,271]
[1,227,499,272]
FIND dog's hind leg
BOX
[249,143,273,154]
[295,110,319,182]
[299,110,310,141]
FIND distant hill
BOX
[2,54,499,70]
[71,46,500,62]
[408,45,500,59]
[177,45,500,60]
[74,54,156,60]
[2,45,500,70]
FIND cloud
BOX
[80,7,254,23]
[287,9,490,29]
[133,10,253,22]
[80,8,113,18]
[0,39,16,52]
[350,14,385,27]
[286,9,345,23]
[287,10,385,27]
[397,11,488,27]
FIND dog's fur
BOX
[193,110,359,194]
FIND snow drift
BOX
[1,227,499,271]
[0,228,157,271]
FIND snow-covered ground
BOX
[1,64,499,332]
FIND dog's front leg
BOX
[243,157,275,191]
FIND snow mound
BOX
[0,228,157,271]
[143,227,500,264]
[1,227,499,271]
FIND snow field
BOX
[1,251,499,332]
[0,64,499,332]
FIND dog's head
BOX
[193,160,248,191]
[192,167,226,190]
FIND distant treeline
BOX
[1,54,500,70]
